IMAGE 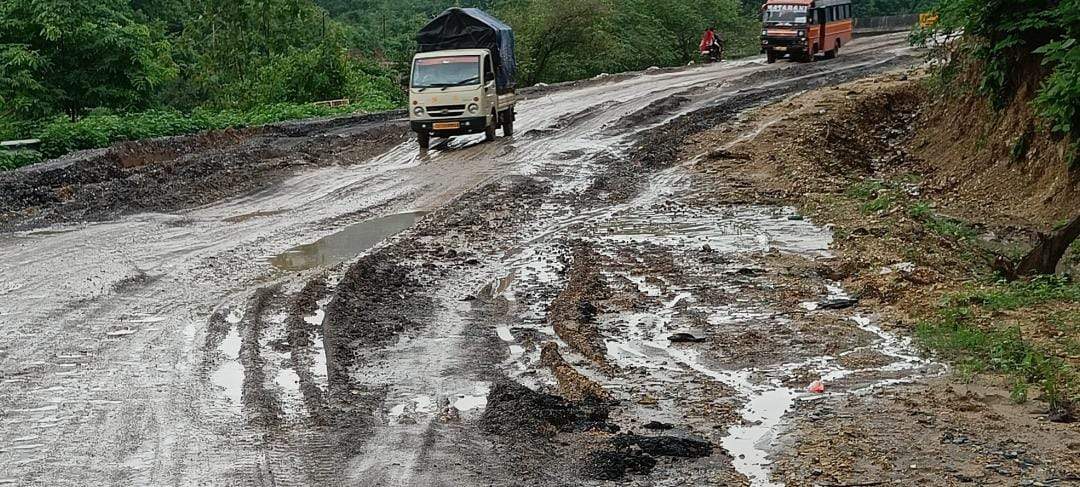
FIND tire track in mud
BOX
[284,277,331,420]
[238,286,286,429]
[198,277,402,486]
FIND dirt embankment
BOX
[913,66,1080,227]
[684,71,1080,485]
[0,111,408,230]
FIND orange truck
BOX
[761,0,853,63]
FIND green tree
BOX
[0,0,175,120]
[499,0,613,85]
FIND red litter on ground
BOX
[807,380,826,394]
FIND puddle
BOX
[496,326,515,342]
[593,206,832,257]
[210,361,244,407]
[269,212,427,271]
[388,395,437,423]
[275,367,301,395]
[219,327,241,361]
[453,384,491,412]
[211,319,244,409]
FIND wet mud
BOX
[0,112,409,230]
[0,34,938,487]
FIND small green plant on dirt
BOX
[919,277,1080,413]
[949,276,1080,311]
[0,150,43,171]
[905,200,979,241]
[908,201,934,220]
[924,215,979,240]
[845,180,902,215]
[861,193,898,214]
[1010,128,1035,163]
[845,180,887,200]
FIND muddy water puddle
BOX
[269,212,427,271]
[481,181,936,485]
[209,309,244,411]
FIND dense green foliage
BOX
[924,0,1080,165]
[1,0,766,167]
[315,0,760,85]
[0,0,176,120]
[0,149,40,170]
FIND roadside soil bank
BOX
[683,70,1080,485]
[0,111,409,230]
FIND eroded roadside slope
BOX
[683,71,1080,486]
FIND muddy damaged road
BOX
[0,35,926,486]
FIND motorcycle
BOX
[701,42,723,63]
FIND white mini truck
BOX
[410,8,518,150]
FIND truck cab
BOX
[409,49,515,150]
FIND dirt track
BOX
[0,35,935,486]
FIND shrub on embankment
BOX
[918,0,1080,167]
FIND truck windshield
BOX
[763,5,809,25]
[412,56,482,89]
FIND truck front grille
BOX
[426,105,466,118]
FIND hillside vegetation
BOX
[1,0,933,169]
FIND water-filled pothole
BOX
[270,212,427,271]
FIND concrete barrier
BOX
[853,14,919,35]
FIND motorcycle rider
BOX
[699,26,723,63]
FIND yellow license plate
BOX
[775,47,787,52]
[433,122,460,130]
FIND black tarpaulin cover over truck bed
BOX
[417,8,517,92]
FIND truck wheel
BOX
[502,119,514,137]
[485,120,497,142]
[418,132,430,150]
[766,51,777,64]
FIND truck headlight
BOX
[761,30,768,37]
[467,104,480,114]
[798,30,806,37]
[413,107,425,116]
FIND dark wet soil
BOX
[0,111,408,230]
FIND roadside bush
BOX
[0,149,42,170]
[28,101,395,161]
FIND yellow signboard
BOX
[919,13,940,28]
